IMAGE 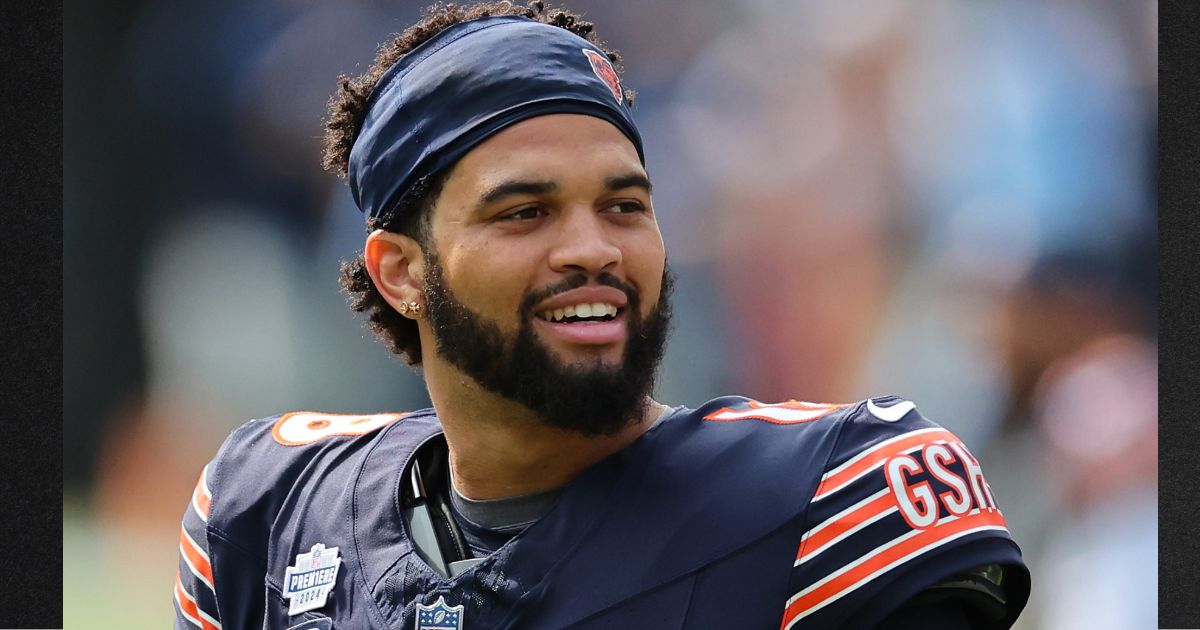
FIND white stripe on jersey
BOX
[179,526,214,592]
[191,465,212,523]
[796,488,897,566]
[812,428,947,502]
[783,510,1009,628]
[175,574,222,630]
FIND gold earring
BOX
[409,302,422,316]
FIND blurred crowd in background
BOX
[65,0,1157,627]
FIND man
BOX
[175,2,1030,628]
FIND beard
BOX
[421,251,674,437]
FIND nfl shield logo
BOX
[416,596,464,630]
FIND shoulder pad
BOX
[203,410,431,552]
[779,396,1030,629]
[176,409,438,628]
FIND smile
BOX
[533,306,628,345]
[535,302,621,323]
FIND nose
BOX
[547,207,622,275]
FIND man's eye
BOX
[607,201,645,214]
[502,206,544,221]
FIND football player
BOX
[174,2,1030,628]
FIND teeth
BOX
[538,302,620,321]
[588,302,615,317]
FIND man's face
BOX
[420,114,671,435]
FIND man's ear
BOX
[364,229,426,316]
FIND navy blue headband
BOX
[347,15,644,225]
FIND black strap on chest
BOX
[400,437,475,578]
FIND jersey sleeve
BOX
[172,410,414,629]
[174,463,222,630]
[173,420,277,630]
[779,398,1030,629]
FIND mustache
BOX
[518,272,640,317]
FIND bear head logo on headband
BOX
[582,49,623,103]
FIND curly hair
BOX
[325,0,633,366]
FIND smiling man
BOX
[174,2,1030,629]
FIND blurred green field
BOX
[64,497,174,629]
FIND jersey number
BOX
[272,412,407,446]
[704,400,846,424]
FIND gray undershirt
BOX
[448,405,682,553]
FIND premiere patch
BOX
[283,543,342,615]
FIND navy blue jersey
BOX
[174,396,1029,629]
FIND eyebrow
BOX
[605,173,653,194]
[479,180,559,206]
[477,173,653,208]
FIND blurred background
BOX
[65,0,1157,627]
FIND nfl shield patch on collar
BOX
[416,596,464,630]
[283,543,341,616]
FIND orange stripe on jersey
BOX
[192,466,212,522]
[175,571,221,630]
[179,526,215,591]
[812,428,956,502]
[796,489,897,566]
[704,401,846,425]
[780,509,1010,628]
